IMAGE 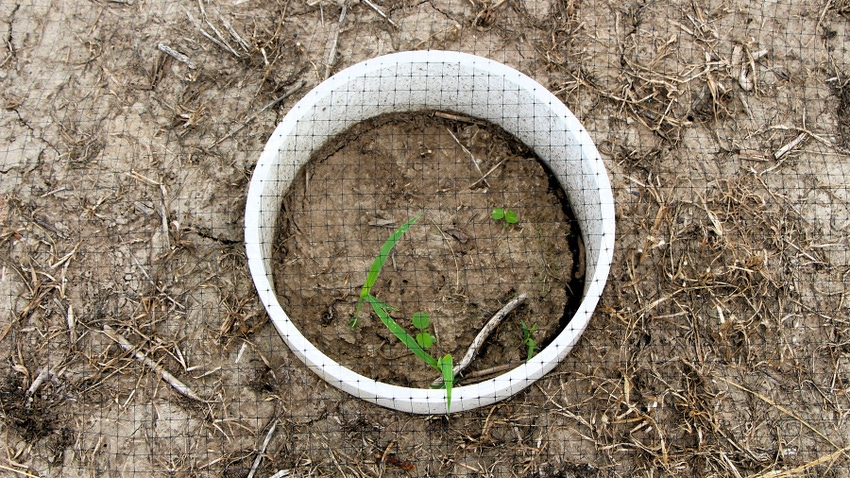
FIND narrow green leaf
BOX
[352,213,423,327]
[521,321,537,361]
[505,209,518,224]
[438,354,454,414]
[412,312,430,330]
[491,208,505,220]
[525,339,537,361]
[365,295,438,369]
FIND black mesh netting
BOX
[1,0,849,476]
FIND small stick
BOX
[214,80,305,146]
[446,128,489,187]
[102,325,204,402]
[361,0,398,28]
[767,124,848,154]
[204,18,244,58]
[324,0,350,79]
[26,367,50,399]
[773,132,807,160]
[466,158,506,189]
[432,294,528,387]
[221,18,251,52]
[157,44,196,69]
[459,362,522,383]
[375,452,416,471]
[67,303,77,345]
[247,420,278,478]
[434,111,481,124]
[186,11,243,59]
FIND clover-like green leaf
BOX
[416,332,434,350]
[491,208,505,220]
[412,312,430,330]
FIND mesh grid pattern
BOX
[1,0,849,476]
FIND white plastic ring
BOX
[245,51,615,414]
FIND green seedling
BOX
[353,213,455,413]
[412,312,435,350]
[351,213,422,329]
[521,321,538,361]
[491,207,518,225]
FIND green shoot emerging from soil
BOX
[521,321,538,361]
[352,213,454,413]
[491,207,518,225]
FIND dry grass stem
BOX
[102,325,204,403]
[0,463,42,478]
[715,375,849,460]
[361,0,397,28]
[751,445,850,478]
[247,420,278,478]
[773,132,808,160]
[185,10,244,59]
[446,127,490,188]
[214,80,305,146]
[466,158,506,189]
[459,362,523,383]
[157,44,196,69]
[324,0,350,79]
[220,18,251,52]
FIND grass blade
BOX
[438,354,453,413]
[365,295,438,369]
[352,213,422,327]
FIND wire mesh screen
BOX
[1,0,848,476]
